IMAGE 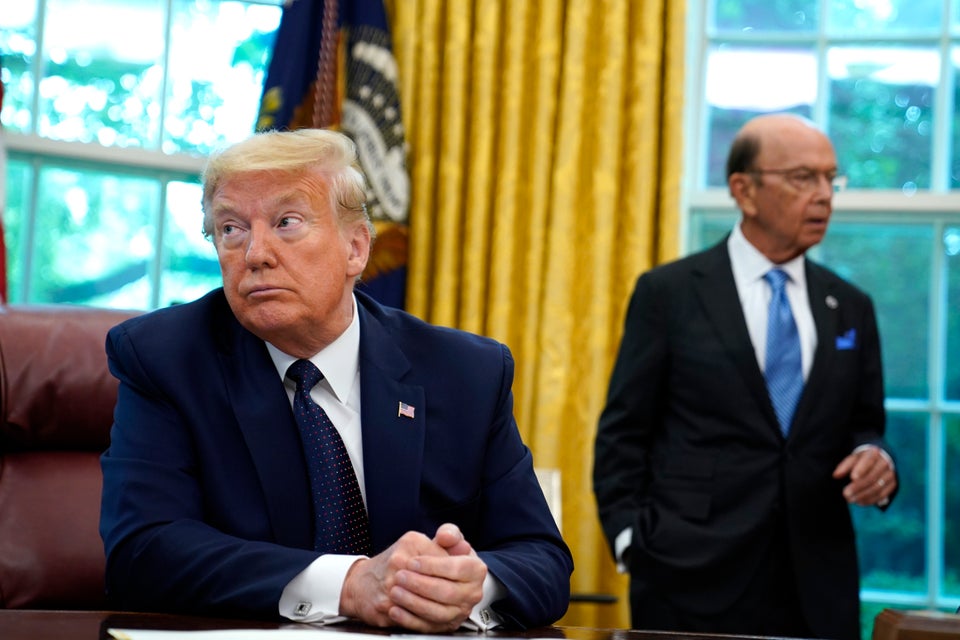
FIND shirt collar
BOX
[266,295,361,404]
[729,222,807,289]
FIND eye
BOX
[276,214,308,231]
[790,168,817,186]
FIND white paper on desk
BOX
[394,636,541,640]
[109,631,552,640]
[109,629,367,640]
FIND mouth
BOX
[242,284,286,298]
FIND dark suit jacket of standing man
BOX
[100,287,573,629]
[593,237,895,640]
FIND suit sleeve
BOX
[850,295,888,446]
[851,293,899,502]
[593,273,667,559]
[99,323,318,618]
[473,344,574,629]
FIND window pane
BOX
[946,415,960,598]
[164,0,281,155]
[950,48,960,189]
[947,227,960,400]
[31,165,158,308]
[711,0,818,33]
[0,2,37,133]
[689,212,737,249]
[159,180,220,307]
[814,221,932,400]
[855,412,927,592]
[828,47,937,190]
[829,0,942,33]
[704,46,815,186]
[38,0,165,147]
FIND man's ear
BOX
[729,173,758,217]
[345,222,371,279]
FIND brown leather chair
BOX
[0,304,140,608]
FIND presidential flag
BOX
[257,0,409,309]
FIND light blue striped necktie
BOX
[764,269,803,436]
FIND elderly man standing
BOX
[594,113,897,640]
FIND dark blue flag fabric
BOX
[257,0,410,309]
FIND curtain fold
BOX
[386,0,684,628]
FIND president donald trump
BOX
[100,128,572,632]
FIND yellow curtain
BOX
[385,0,685,629]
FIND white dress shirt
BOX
[266,295,503,629]
[728,223,816,379]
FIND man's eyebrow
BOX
[210,201,239,217]
[212,190,310,216]
[789,166,839,173]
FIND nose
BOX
[814,173,835,200]
[244,223,279,269]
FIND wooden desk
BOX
[872,609,960,640]
[0,609,796,640]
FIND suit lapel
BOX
[692,243,780,430]
[355,299,425,552]
[791,262,839,434]
[216,306,314,550]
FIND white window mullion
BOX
[29,0,48,135]
[931,4,954,192]
[150,176,169,310]
[157,0,174,152]
[927,220,950,607]
[20,156,43,302]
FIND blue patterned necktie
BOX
[287,359,372,555]
[764,269,803,436]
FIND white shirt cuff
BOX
[460,572,506,631]
[279,554,365,623]
[614,527,632,574]
[280,555,505,630]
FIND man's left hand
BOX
[386,523,487,632]
[832,445,896,507]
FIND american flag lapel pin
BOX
[398,401,415,419]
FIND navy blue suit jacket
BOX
[594,239,895,640]
[100,288,572,628]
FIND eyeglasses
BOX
[749,167,847,193]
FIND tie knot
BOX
[287,359,323,391]
[764,268,789,292]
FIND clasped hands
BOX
[339,522,487,632]
[833,444,896,507]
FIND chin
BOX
[236,302,297,338]
[800,230,827,249]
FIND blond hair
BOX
[201,128,373,240]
